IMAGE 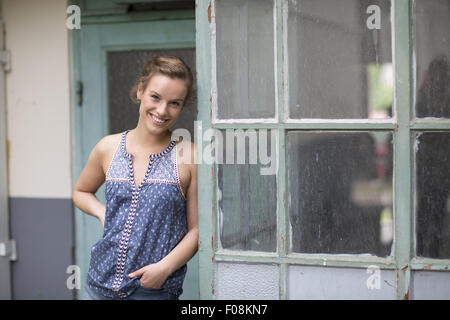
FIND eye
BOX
[151,94,160,101]
[170,101,182,108]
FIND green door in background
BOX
[72,2,198,299]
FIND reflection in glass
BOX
[287,0,392,119]
[218,130,277,252]
[414,0,450,118]
[415,132,450,259]
[215,0,275,119]
[288,131,393,256]
[415,56,450,118]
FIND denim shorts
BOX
[83,283,179,300]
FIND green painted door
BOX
[72,7,198,299]
[196,0,446,300]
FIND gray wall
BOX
[9,198,74,300]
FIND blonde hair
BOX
[129,55,194,104]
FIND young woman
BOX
[72,56,198,300]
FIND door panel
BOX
[74,18,197,299]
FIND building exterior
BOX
[0,0,449,300]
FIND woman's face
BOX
[137,73,188,136]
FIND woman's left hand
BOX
[128,262,170,289]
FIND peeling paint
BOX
[209,96,213,120]
[413,132,422,153]
[400,265,411,299]
[208,2,211,24]
[424,264,432,270]
[395,269,399,288]
[404,288,410,300]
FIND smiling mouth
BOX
[148,113,169,126]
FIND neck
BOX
[130,125,171,151]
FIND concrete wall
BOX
[3,0,72,198]
[2,0,74,299]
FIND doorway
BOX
[72,3,198,299]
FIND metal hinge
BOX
[0,50,11,71]
[76,80,83,107]
[0,239,17,261]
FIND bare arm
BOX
[159,148,198,273]
[72,137,110,227]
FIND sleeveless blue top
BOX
[86,130,187,298]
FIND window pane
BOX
[287,265,396,299]
[288,131,393,255]
[411,271,450,300]
[215,263,279,299]
[215,0,275,119]
[415,132,450,259]
[414,0,450,118]
[287,0,393,119]
[218,129,277,252]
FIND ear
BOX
[137,84,144,101]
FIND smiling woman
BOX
[130,56,194,138]
[72,56,198,300]
[137,74,187,135]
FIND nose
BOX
[155,100,169,117]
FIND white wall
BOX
[3,0,72,198]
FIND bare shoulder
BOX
[92,133,123,174]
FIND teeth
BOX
[151,114,167,123]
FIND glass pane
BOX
[288,131,393,255]
[107,49,197,136]
[411,271,450,300]
[215,0,275,119]
[414,0,450,118]
[415,132,450,259]
[218,129,277,252]
[214,263,279,299]
[287,0,393,119]
[287,265,396,299]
